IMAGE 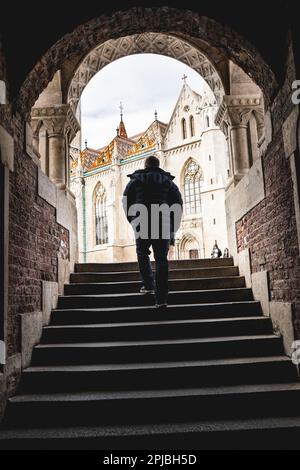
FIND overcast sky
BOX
[81,54,210,149]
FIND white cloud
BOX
[81,54,210,149]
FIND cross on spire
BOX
[182,74,187,84]
[119,102,124,120]
[117,102,128,139]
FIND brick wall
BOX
[7,135,69,356]
[1,41,70,362]
[236,137,300,333]
[236,42,300,338]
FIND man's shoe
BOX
[155,303,168,309]
[140,286,155,295]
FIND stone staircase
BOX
[1,258,300,449]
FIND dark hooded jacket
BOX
[122,167,183,243]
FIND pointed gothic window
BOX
[184,161,203,215]
[94,183,108,245]
[182,118,187,140]
[206,115,210,128]
[190,115,195,137]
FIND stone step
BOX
[19,356,297,394]
[41,317,272,344]
[1,417,300,449]
[5,383,300,428]
[50,302,262,325]
[75,258,234,273]
[2,252,299,450]
[57,288,254,309]
[31,335,283,366]
[70,266,240,283]
[64,277,246,295]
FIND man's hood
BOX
[127,167,175,185]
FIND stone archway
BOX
[13,4,292,336]
[2,4,300,430]
[68,32,225,113]
[16,6,278,118]
[27,6,271,268]
[26,7,271,213]
[179,234,202,260]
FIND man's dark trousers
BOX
[136,238,170,305]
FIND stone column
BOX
[216,95,264,184]
[109,142,122,249]
[70,173,85,263]
[229,123,250,176]
[31,121,41,160]
[32,132,39,157]
[38,127,48,175]
[31,105,80,189]
[226,134,233,179]
[48,132,66,187]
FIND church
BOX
[70,79,230,262]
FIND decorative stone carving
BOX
[216,96,263,128]
[68,33,225,112]
[31,105,80,142]
[70,177,84,199]
[216,95,265,182]
[31,105,80,188]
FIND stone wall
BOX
[0,113,76,419]
[236,42,300,339]
[0,37,76,418]
[8,143,69,356]
[236,137,300,334]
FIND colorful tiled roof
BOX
[72,117,167,174]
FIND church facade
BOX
[71,81,230,262]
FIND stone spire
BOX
[118,102,128,139]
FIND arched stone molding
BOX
[178,232,202,259]
[180,157,203,186]
[16,7,278,118]
[68,33,225,113]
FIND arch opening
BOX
[28,6,270,265]
[17,6,279,118]
[67,32,226,114]
[179,234,202,260]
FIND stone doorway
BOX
[179,235,202,260]
[1,5,299,422]
[189,249,199,260]
[20,6,299,355]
